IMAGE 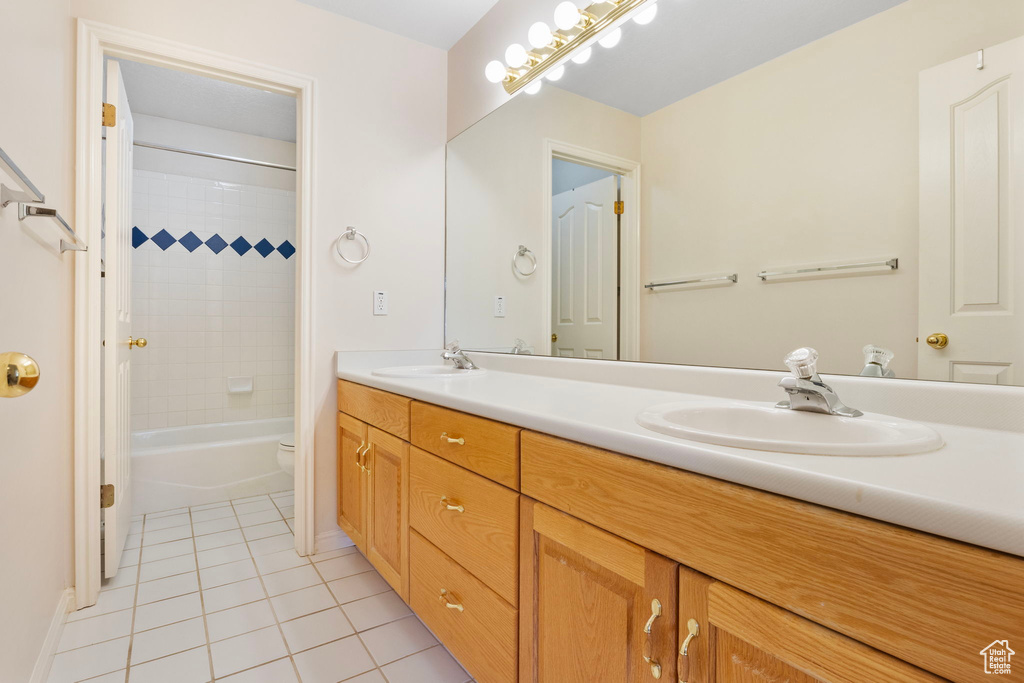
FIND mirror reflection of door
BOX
[919,36,1024,384]
[551,163,620,359]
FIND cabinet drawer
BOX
[409,447,519,605]
[410,531,517,683]
[337,380,410,440]
[410,402,520,488]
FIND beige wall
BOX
[639,0,1024,377]
[446,86,640,352]
[0,0,75,679]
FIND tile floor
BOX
[49,491,473,683]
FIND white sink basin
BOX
[371,365,484,379]
[636,401,943,456]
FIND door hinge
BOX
[101,103,116,127]
[100,484,115,509]
[614,200,625,215]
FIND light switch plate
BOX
[373,291,388,316]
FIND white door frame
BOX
[542,139,641,360]
[74,19,317,609]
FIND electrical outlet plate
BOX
[494,295,506,318]
[373,291,388,316]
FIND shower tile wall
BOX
[130,170,296,431]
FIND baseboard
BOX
[314,529,354,555]
[29,587,75,683]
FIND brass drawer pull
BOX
[440,496,465,513]
[439,589,464,612]
[440,432,465,446]
[677,618,699,683]
[643,598,663,679]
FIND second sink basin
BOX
[371,365,484,379]
[636,401,943,456]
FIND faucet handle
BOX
[862,345,894,371]
[444,339,461,353]
[783,347,819,379]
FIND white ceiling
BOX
[116,59,297,142]
[297,0,501,50]
[553,0,908,117]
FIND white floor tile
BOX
[57,609,133,652]
[201,578,266,614]
[129,521,143,536]
[137,572,199,605]
[192,516,240,536]
[101,568,139,592]
[291,636,375,683]
[146,507,188,519]
[269,490,293,499]
[316,553,372,582]
[139,553,196,583]
[277,506,295,519]
[140,538,194,564]
[233,494,272,505]
[327,570,390,605]
[130,617,206,665]
[142,525,193,546]
[78,670,127,683]
[380,645,470,683]
[216,657,298,683]
[359,616,437,665]
[210,625,287,678]
[242,521,290,541]
[270,584,335,622]
[47,637,129,683]
[199,558,257,589]
[133,592,202,632]
[190,506,236,523]
[125,533,142,550]
[232,499,275,515]
[313,533,353,554]
[197,543,250,569]
[279,607,354,654]
[309,546,357,564]
[67,586,134,622]
[253,549,308,576]
[206,600,276,642]
[126,645,210,683]
[246,534,295,557]
[119,547,141,568]
[144,513,191,531]
[237,509,282,527]
[273,495,295,508]
[341,671,386,683]
[342,591,412,632]
[190,500,231,512]
[194,529,245,551]
[261,565,321,597]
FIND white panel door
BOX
[919,37,1024,384]
[103,60,135,577]
[551,175,618,358]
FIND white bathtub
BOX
[131,417,294,514]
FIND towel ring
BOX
[512,245,537,277]
[336,227,370,264]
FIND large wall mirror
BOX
[445,0,1024,385]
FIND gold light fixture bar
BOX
[503,0,654,95]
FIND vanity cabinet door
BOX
[520,499,677,683]
[337,413,368,551]
[679,569,943,683]
[366,426,410,599]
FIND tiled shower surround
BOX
[130,170,296,430]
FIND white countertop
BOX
[336,350,1024,558]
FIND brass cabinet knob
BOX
[128,336,148,349]
[925,333,949,349]
[1,352,40,398]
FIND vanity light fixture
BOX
[484,0,658,95]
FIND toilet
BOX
[276,434,295,476]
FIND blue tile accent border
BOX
[131,227,295,259]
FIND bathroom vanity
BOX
[335,351,1024,683]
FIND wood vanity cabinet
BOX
[336,412,368,550]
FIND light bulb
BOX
[528,22,554,49]
[505,43,528,68]
[524,80,543,95]
[553,1,581,31]
[546,65,565,81]
[633,3,658,25]
[570,47,592,64]
[485,60,508,83]
[598,27,622,48]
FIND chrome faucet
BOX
[441,340,478,370]
[859,345,895,378]
[776,348,862,417]
[510,338,531,355]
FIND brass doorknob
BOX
[128,336,148,349]
[926,333,949,349]
[1,352,40,398]
[551,333,558,342]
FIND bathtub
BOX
[131,417,294,514]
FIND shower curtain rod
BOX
[133,140,297,172]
